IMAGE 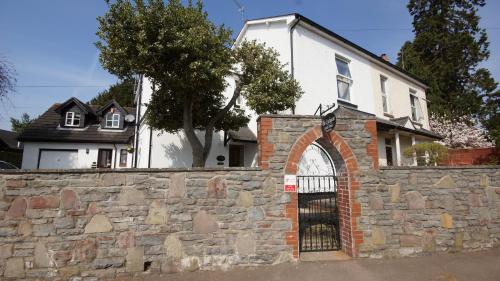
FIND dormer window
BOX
[106,113,120,128]
[65,112,81,127]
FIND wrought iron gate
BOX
[298,175,341,252]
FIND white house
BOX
[133,13,440,169]
[19,98,135,169]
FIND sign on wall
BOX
[321,111,336,133]
[284,174,297,192]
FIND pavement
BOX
[118,249,500,281]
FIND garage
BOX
[38,149,79,169]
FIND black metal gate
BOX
[298,175,341,252]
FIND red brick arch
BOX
[284,125,362,258]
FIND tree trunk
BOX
[183,94,206,167]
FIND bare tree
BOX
[0,55,17,102]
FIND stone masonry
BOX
[0,169,294,279]
[0,107,499,279]
[357,166,500,258]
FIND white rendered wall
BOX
[292,25,375,115]
[21,142,133,169]
[135,77,258,168]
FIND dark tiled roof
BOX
[228,126,257,143]
[0,129,20,150]
[19,103,135,144]
[377,118,443,140]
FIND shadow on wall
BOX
[161,133,192,168]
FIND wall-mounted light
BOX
[86,148,89,154]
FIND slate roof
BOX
[0,129,20,150]
[19,102,136,144]
[227,126,257,143]
[376,118,443,140]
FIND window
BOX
[106,113,120,128]
[335,57,352,101]
[385,138,393,166]
[409,90,423,122]
[119,149,127,167]
[234,95,242,109]
[380,76,389,113]
[65,112,81,127]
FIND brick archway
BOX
[284,125,362,258]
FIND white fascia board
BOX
[233,15,296,48]
[297,21,428,90]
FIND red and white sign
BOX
[284,175,297,192]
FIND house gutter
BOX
[147,83,155,169]
[133,75,143,168]
[289,16,300,114]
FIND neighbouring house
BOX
[0,129,22,168]
[133,13,441,168]
[19,97,135,169]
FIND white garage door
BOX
[38,150,79,169]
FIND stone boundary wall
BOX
[0,169,293,280]
[357,166,500,258]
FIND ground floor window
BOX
[229,144,244,167]
[385,138,393,166]
[119,149,127,167]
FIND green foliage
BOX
[96,0,302,166]
[403,142,448,166]
[396,0,498,121]
[479,89,500,147]
[10,113,34,134]
[89,78,135,107]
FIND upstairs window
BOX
[335,57,352,101]
[380,76,389,113]
[106,113,120,128]
[65,112,81,127]
[409,90,423,122]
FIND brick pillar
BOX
[257,117,273,170]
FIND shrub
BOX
[403,142,448,166]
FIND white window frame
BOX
[335,55,353,102]
[106,113,120,128]
[234,95,242,109]
[65,112,81,127]
[380,75,390,113]
[409,90,423,122]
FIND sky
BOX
[0,0,499,130]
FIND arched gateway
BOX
[258,111,378,258]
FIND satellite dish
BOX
[124,114,135,122]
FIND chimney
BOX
[380,53,390,62]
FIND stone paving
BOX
[116,249,500,281]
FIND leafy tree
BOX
[89,78,135,107]
[396,0,498,121]
[0,56,16,102]
[429,114,493,148]
[479,89,499,147]
[10,113,34,134]
[96,0,302,167]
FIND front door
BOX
[97,149,113,168]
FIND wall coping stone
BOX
[380,165,500,170]
[0,167,262,175]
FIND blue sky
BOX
[1,0,499,130]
